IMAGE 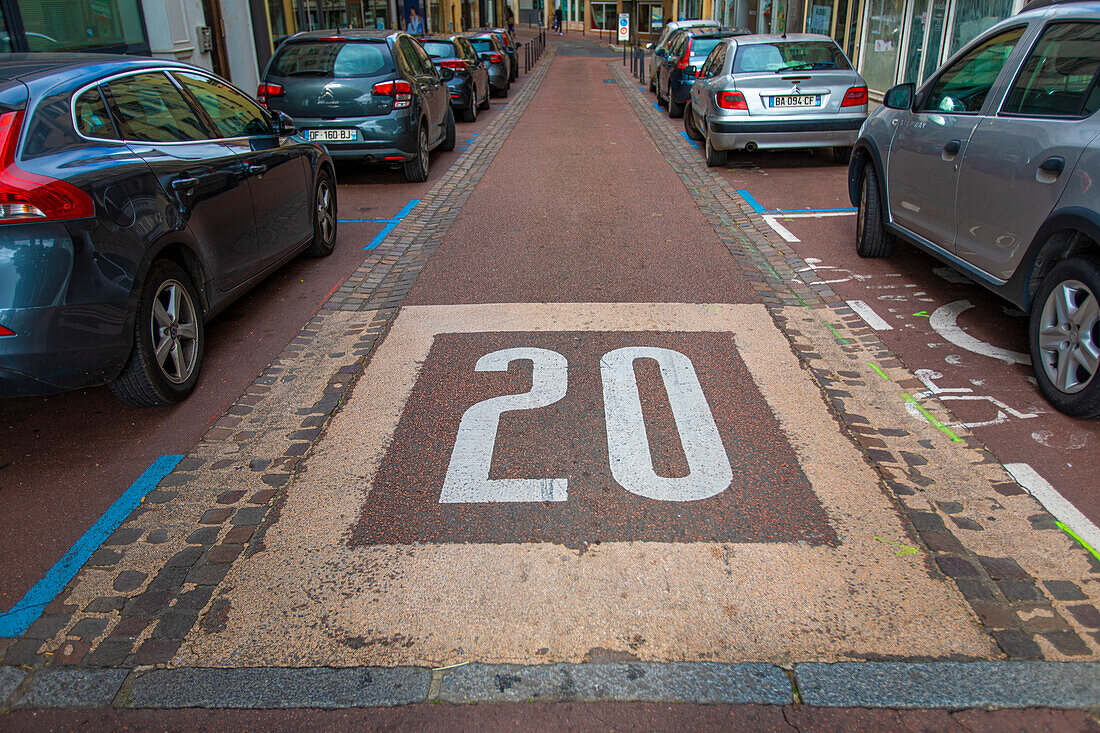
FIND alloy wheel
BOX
[316,178,335,244]
[1037,278,1099,394]
[150,279,199,385]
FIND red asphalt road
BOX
[684,144,1100,528]
[2,703,1097,732]
[0,71,529,613]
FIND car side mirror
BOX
[437,65,455,81]
[645,42,654,50]
[883,82,915,110]
[655,48,666,57]
[274,110,296,136]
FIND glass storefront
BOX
[590,1,614,29]
[860,0,904,92]
[3,0,147,53]
[947,0,1013,56]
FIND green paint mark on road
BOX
[869,362,891,381]
[826,323,851,344]
[903,393,964,442]
[874,536,920,555]
[913,311,930,317]
[1057,521,1100,563]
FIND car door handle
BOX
[1038,156,1064,174]
[246,163,267,175]
[942,139,961,156]
[170,176,199,192]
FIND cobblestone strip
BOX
[0,46,557,685]
[611,62,1100,662]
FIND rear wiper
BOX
[775,62,837,72]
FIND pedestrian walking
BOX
[505,5,515,35]
[554,6,563,35]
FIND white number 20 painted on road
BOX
[440,347,732,504]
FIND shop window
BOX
[1002,22,1100,118]
[806,0,832,35]
[15,0,146,51]
[860,0,905,93]
[948,0,1014,56]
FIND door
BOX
[886,25,1026,249]
[955,21,1100,280]
[102,71,260,291]
[410,37,447,133]
[399,36,444,142]
[173,71,312,266]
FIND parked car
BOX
[655,27,748,118]
[646,19,720,92]
[685,34,868,166]
[464,31,512,96]
[0,55,336,405]
[850,2,1100,417]
[420,34,491,122]
[259,29,455,182]
[485,28,520,82]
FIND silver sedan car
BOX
[684,34,868,166]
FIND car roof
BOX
[686,27,750,38]
[1021,0,1100,12]
[733,33,837,45]
[284,29,396,41]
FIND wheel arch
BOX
[848,138,887,212]
[1014,207,1100,312]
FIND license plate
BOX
[770,95,821,108]
[307,129,358,142]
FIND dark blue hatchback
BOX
[0,55,336,405]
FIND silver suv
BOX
[850,1,1100,417]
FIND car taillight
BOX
[488,53,503,63]
[257,83,285,105]
[677,39,692,70]
[440,60,467,71]
[0,111,94,224]
[716,91,747,110]
[0,325,14,337]
[317,36,346,42]
[373,79,414,109]
[841,86,868,107]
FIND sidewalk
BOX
[1,37,1099,725]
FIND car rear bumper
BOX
[708,116,864,150]
[488,68,508,90]
[446,76,474,108]
[294,114,419,161]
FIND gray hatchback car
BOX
[851,1,1100,417]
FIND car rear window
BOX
[733,41,851,73]
[690,38,726,59]
[469,38,493,53]
[422,40,457,58]
[270,40,394,78]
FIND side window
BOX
[706,46,727,77]
[459,38,476,61]
[411,40,435,75]
[174,72,273,138]
[104,72,209,143]
[398,37,425,74]
[922,26,1025,114]
[1002,22,1100,118]
[73,87,116,139]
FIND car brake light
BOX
[677,39,692,70]
[716,91,747,110]
[488,53,503,63]
[257,83,285,105]
[0,325,14,337]
[373,79,414,109]
[841,86,868,107]
[317,36,346,42]
[440,60,467,71]
[0,111,94,224]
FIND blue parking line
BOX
[0,454,184,637]
[652,102,661,110]
[737,188,856,215]
[363,198,419,250]
[679,131,701,150]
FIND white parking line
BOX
[1005,463,1100,553]
[846,299,894,330]
[762,215,800,242]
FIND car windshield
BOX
[469,38,493,52]
[270,40,394,77]
[733,41,850,73]
[422,41,456,58]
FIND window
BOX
[702,44,727,77]
[733,41,850,73]
[269,40,394,78]
[1002,22,1100,118]
[422,40,457,58]
[174,72,272,138]
[14,0,145,52]
[689,38,727,61]
[861,0,905,93]
[397,37,426,74]
[948,0,1014,57]
[104,72,208,143]
[411,39,435,74]
[74,87,116,139]
[922,26,1024,114]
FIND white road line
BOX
[847,299,894,330]
[763,215,800,242]
[1005,463,1100,553]
[929,300,1029,365]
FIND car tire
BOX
[500,83,509,99]
[1029,256,1100,418]
[657,79,668,107]
[649,78,656,93]
[479,84,491,109]
[440,107,456,152]
[109,260,205,407]
[304,169,337,257]
[668,83,684,118]
[462,92,477,122]
[403,124,430,183]
[704,125,726,167]
[684,104,703,141]
[833,146,853,164]
[855,164,896,258]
